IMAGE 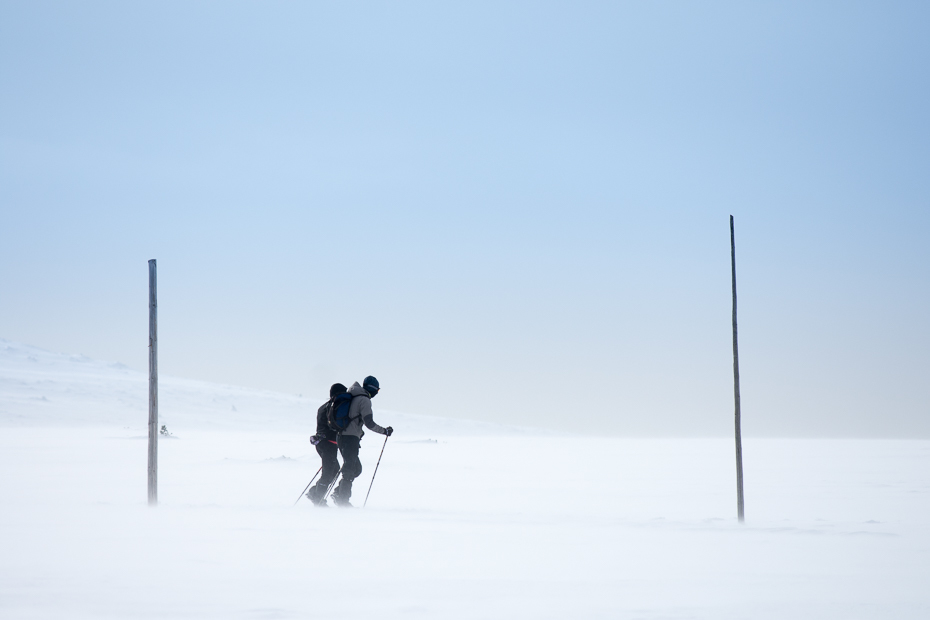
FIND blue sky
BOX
[1,1,928,435]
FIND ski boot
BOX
[306,486,328,507]
[330,488,353,508]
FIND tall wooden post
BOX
[148,259,158,506]
[730,216,745,522]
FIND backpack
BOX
[327,392,363,432]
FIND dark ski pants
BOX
[334,435,362,501]
[308,441,339,500]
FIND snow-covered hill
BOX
[0,339,533,435]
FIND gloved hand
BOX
[384,426,393,437]
[310,434,322,446]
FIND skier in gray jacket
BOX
[332,376,393,506]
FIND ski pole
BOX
[293,466,322,506]
[363,435,389,508]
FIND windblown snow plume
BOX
[0,339,532,435]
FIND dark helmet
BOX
[362,375,380,397]
[329,383,348,398]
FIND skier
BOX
[306,383,346,507]
[331,376,393,507]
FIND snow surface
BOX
[1,339,929,619]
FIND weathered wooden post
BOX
[148,259,158,506]
[730,216,745,522]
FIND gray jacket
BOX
[341,381,388,439]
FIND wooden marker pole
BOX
[148,259,158,506]
[730,216,745,522]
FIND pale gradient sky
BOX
[1,1,928,436]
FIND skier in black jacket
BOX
[306,383,346,507]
